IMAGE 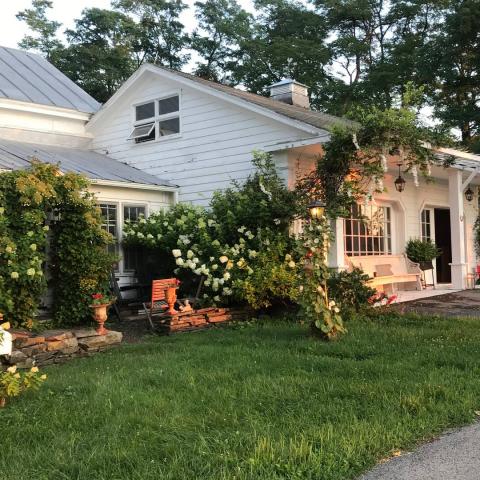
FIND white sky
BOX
[0,0,256,50]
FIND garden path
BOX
[393,289,480,317]
[359,421,480,480]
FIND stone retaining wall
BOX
[1,328,123,369]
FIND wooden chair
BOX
[142,278,178,329]
[110,270,149,321]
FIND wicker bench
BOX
[346,254,422,293]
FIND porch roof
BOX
[435,147,480,172]
[0,138,176,188]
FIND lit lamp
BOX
[394,162,406,192]
[308,200,326,219]
[465,186,474,202]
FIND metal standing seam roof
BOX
[152,65,357,132]
[0,46,100,114]
[0,139,175,188]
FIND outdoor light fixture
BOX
[465,186,474,202]
[394,162,406,192]
[308,200,326,219]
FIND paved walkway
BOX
[359,422,480,479]
[393,289,480,317]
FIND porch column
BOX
[328,218,346,270]
[448,169,467,289]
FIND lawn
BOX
[2,314,480,480]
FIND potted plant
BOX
[89,293,115,335]
[405,239,441,271]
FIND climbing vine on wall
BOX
[0,162,114,328]
[296,85,454,218]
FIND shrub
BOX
[327,268,376,318]
[405,238,441,263]
[0,163,114,328]
[1,365,47,407]
[123,152,300,309]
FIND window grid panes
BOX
[344,204,392,256]
[124,205,146,272]
[100,203,119,257]
[421,209,431,241]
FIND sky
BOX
[0,0,255,50]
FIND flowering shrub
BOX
[297,216,346,340]
[123,153,300,309]
[368,292,398,307]
[1,365,47,407]
[327,267,376,319]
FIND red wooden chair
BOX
[142,278,178,329]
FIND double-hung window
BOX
[128,94,180,143]
[344,204,392,256]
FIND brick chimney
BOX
[267,79,310,109]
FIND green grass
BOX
[2,314,480,480]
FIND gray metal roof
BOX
[0,139,175,187]
[0,47,100,114]
[153,65,357,132]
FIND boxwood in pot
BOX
[405,239,441,270]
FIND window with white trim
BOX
[344,204,392,256]
[128,95,180,143]
[99,202,148,274]
[123,205,146,272]
[421,209,432,241]
[100,203,119,258]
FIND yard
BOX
[2,314,480,480]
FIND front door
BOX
[434,208,452,283]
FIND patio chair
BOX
[142,278,178,329]
[109,270,149,321]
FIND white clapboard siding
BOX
[90,71,320,204]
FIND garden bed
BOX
[1,328,123,369]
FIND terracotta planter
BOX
[164,287,178,315]
[89,303,111,335]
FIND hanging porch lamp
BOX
[464,186,474,202]
[308,200,326,219]
[394,162,406,192]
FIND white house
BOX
[1,47,479,291]
[0,47,177,285]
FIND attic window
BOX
[128,122,155,142]
[129,95,180,143]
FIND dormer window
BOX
[128,94,180,143]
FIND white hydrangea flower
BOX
[27,231,34,237]
[139,218,147,224]
[223,272,231,281]
[219,256,228,263]
[248,250,257,259]
[172,249,182,258]
[238,226,246,233]
[176,258,184,266]
[211,264,218,270]
[187,250,194,259]
[10,271,19,279]
[209,256,215,262]
[30,244,37,251]
[288,261,296,268]
[27,268,35,276]
[146,234,154,239]
[137,232,144,238]
[213,295,220,302]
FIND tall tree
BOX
[16,0,62,60]
[113,0,190,69]
[191,0,252,82]
[428,0,480,146]
[58,8,137,103]
[233,0,332,108]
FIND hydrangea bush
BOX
[123,152,300,309]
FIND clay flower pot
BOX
[89,303,111,335]
[164,286,178,315]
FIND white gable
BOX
[89,70,322,204]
